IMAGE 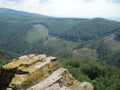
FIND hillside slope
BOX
[0,8,120,68]
[0,50,19,66]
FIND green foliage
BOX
[0,8,87,54]
[23,43,56,55]
[56,18,120,42]
[0,8,120,56]
[0,50,18,66]
[96,41,110,60]
[81,64,102,80]
[56,50,73,59]
[95,40,120,68]
[109,50,120,67]
[59,58,120,90]
[26,25,49,44]
[114,30,120,41]
[0,50,18,60]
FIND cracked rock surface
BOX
[1,54,93,90]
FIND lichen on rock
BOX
[1,54,93,90]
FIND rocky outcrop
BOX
[1,54,93,90]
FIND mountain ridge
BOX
[0,8,120,61]
[1,8,119,22]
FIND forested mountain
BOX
[0,8,120,63]
[0,8,120,90]
[57,18,120,41]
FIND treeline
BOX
[59,58,120,90]
[96,41,120,68]
[114,30,120,41]
[52,18,120,42]
[0,50,19,66]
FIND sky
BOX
[0,0,120,20]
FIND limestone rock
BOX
[1,54,93,90]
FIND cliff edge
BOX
[0,54,93,90]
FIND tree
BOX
[114,31,120,41]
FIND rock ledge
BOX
[1,54,93,90]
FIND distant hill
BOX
[0,8,49,18]
[0,8,120,67]
[57,18,120,41]
[0,8,87,53]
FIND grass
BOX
[26,24,49,44]
[44,36,79,51]
[104,35,120,51]
[74,48,98,59]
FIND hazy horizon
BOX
[0,0,120,21]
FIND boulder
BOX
[1,54,93,90]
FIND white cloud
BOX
[0,0,120,20]
[108,0,120,3]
